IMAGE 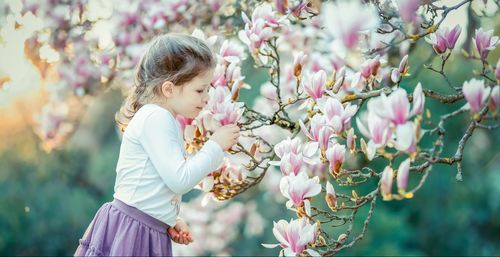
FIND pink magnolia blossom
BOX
[425,25,461,54]
[308,114,327,141]
[443,24,462,49]
[279,172,321,212]
[397,158,411,194]
[360,56,381,79]
[293,51,307,77]
[302,70,326,101]
[280,153,304,176]
[410,83,425,116]
[298,114,335,153]
[219,40,245,64]
[425,32,448,54]
[323,0,379,49]
[207,86,231,109]
[325,143,346,177]
[238,18,274,51]
[393,121,418,154]
[356,111,392,148]
[462,78,491,113]
[239,3,285,52]
[212,100,244,126]
[372,89,409,124]
[325,181,337,210]
[211,64,227,87]
[319,97,358,133]
[262,218,319,257]
[250,2,281,28]
[318,127,334,152]
[380,166,394,201]
[290,1,316,18]
[274,137,302,159]
[275,0,287,14]
[399,55,409,74]
[346,128,357,153]
[397,0,421,23]
[474,28,499,59]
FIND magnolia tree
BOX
[2,0,499,256]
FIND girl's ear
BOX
[161,81,175,98]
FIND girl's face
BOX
[168,69,213,119]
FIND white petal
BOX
[261,243,280,249]
[302,142,319,157]
[306,249,321,257]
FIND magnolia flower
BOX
[212,100,244,126]
[219,40,245,64]
[462,78,491,113]
[356,111,392,148]
[280,152,304,176]
[394,122,417,154]
[380,166,394,201]
[207,83,231,105]
[325,181,337,211]
[397,158,411,195]
[325,143,346,177]
[369,87,424,126]
[319,97,358,134]
[279,172,321,213]
[323,0,380,49]
[293,51,307,77]
[262,218,319,257]
[302,70,326,101]
[425,25,462,54]
[360,56,381,79]
[298,114,338,153]
[346,128,357,153]
[411,83,425,116]
[391,55,409,83]
[474,28,499,59]
[239,18,274,51]
[250,2,281,28]
[397,0,420,23]
[274,137,303,159]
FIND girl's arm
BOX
[140,110,224,194]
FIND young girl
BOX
[74,34,240,256]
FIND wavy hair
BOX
[115,33,214,132]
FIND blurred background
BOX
[0,0,499,256]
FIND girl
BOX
[74,34,240,256]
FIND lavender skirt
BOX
[74,199,172,257]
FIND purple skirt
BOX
[74,199,172,257]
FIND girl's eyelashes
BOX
[196,90,203,93]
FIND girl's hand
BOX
[211,124,240,151]
[167,218,193,245]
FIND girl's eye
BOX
[196,90,203,93]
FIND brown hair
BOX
[115,33,215,132]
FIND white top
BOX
[113,103,224,226]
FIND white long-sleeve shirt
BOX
[113,103,224,226]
